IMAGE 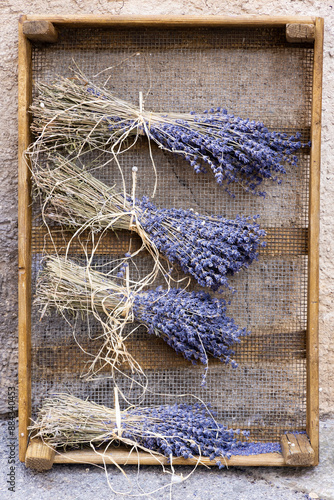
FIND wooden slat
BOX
[31,227,143,256]
[31,330,306,376]
[18,15,32,463]
[280,433,315,465]
[23,21,58,43]
[306,16,323,466]
[24,15,316,28]
[286,23,315,43]
[25,438,55,471]
[31,226,308,257]
[53,444,285,466]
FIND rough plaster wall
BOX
[0,0,333,416]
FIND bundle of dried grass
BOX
[37,256,248,371]
[36,254,144,379]
[28,393,246,467]
[29,393,281,467]
[30,75,308,196]
[32,156,265,291]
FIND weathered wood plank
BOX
[24,15,316,28]
[306,16,324,466]
[31,227,143,256]
[280,433,315,465]
[31,330,306,376]
[53,445,285,466]
[18,14,32,463]
[286,23,315,43]
[31,226,308,257]
[25,438,56,471]
[23,21,58,43]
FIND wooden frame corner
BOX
[23,20,58,43]
[25,438,56,471]
[286,23,315,43]
[280,433,315,466]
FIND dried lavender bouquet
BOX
[28,393,249,467]
[37,256,248,369]
[32,157,266,291]
[29,393,281,466]
[30,75,308,196]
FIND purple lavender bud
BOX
[138,199,265,291]
[133,286,248,367]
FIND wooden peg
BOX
[280,433,315,465]
[286,24,315,43]
[23,21,58,43]
[25,438,55,471]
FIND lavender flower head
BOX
[138,197,266,291]
[133,286,248,368]
[122,403,248,465]
[146,110,308,196]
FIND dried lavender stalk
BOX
[37,256,248,368]
[32,157,266,291]
[30,75,309,196]
[28,393,248,467]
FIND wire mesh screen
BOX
[30,25,312,443]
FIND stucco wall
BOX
[0,0,333,415]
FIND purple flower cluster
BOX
[132,286,248,367]
[138,198,266,291]
[146,110,308,196]
[232,441,281,456]
[86,84,309,196]
[120,403,248,466]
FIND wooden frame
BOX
[18,15,323,468]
